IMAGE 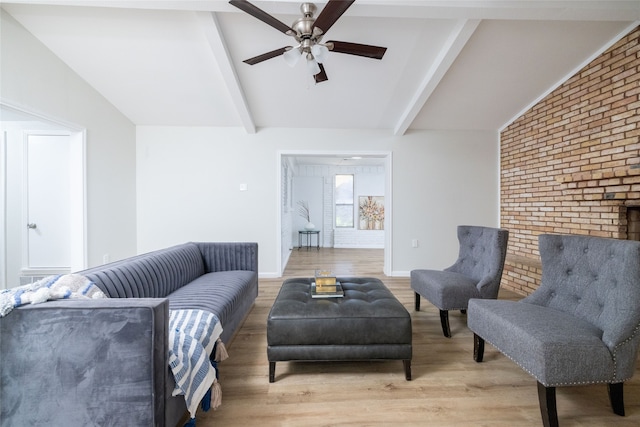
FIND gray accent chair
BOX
[410,225,509,337]
[468,234,640,427]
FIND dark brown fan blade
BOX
[328,41,387,59]
[314,63,328,83]
[229,0,294,35]
[243,47,288,65]
[312,0,355,35]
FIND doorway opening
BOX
[0,104,86,289]
[277,151,392,277]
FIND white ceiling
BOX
[2,0,639,139]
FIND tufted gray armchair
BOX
[468,233,640,427]
[410,225,509,337]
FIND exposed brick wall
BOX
[500,26,640,296]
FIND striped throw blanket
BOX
[169,309,223,419]
[0,274,107,317]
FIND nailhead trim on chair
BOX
[479,335,635,387]
[611,320,640,382]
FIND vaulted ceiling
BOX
[2,1,639,135]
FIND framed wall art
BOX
[358,196,384,230]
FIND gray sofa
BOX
[0,242,258,427]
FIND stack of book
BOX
[311,270,344,298]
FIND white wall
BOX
[391,132,500,273]
[2,128,24,287]
[136,126,279,273]
[136,127,499,277]
[1,10,137,268]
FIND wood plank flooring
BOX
[197,248,640,426]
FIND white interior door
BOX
[24,134,71,271]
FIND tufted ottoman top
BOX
[267,277,411,346]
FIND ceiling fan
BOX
[228,0,387,83]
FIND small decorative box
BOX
[314,269,336,288]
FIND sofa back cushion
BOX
[524,234,640,350]
[79,243,206,298]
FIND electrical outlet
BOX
[103,254,110,264]
[412,239,419,248]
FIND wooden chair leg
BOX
[414,292,420,311]
[608,382,625,416]
[473,333,484,362]
[537,382,559,427]
[439,310,451,338]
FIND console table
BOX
[298,230,320,250]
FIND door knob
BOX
[27,223,37,229]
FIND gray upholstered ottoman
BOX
[267,277,412,382]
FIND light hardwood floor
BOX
[197,248,640,426]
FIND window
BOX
[335,174,354,227]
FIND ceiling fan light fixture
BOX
[230,1,387,83]
[306,55,321,75]
[283,46,303,67]
[311,44,329,63]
